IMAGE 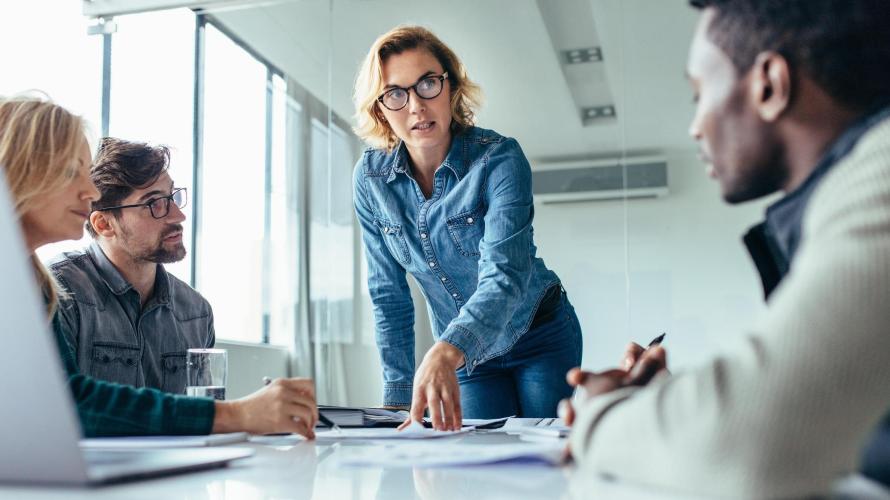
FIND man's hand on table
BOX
[560,343,668,427]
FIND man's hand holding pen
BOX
[559,333,670,428]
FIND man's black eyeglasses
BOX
[377,72,449,111]
[93,188,187,219]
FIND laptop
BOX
[0,174,253,485]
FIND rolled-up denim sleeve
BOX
[439,139,534,373]
[353,161,416,406]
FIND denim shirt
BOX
[49,241,214,394]
[353,126,561,406]
[52,312,215,437]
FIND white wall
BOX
[533,150,775,372]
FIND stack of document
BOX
[316,421,471,441]
[319,406,407,427]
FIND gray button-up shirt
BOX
[49,241,214,394]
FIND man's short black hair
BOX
[86,137,170,237]
[690,0,890,111]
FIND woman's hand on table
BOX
[399,341,465,431]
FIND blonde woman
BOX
[353,26,582,430]
[0,95,318,437]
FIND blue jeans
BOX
[456,290,583,418]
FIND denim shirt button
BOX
[441,277,447,282]
[467,217,474,224]
[429,261,436,268]
[452,293,458,298]
[420,232,427,239]
[383,227,390,234]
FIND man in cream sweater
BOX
[565,0,890,497]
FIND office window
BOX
[309,120,355,344]
[198,23,267,343]
[3,1,102,261]
[108,8,195,282]
[268,75,301,347]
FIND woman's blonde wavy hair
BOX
[353,25,483,152]
[0,94,87,317]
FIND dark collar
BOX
[87,240,171,307]
[385,128,470,183]
[745,104,890,298]
[764,105,890,261]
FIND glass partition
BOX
[15,0,775,404]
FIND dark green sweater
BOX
[52,312,215,436]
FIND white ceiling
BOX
[209,0,701,163]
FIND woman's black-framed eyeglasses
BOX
[377,72,449,111]
[93,188,188,220]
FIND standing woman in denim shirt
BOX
[352,26,582,430]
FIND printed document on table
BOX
[315,421,470,440]
[337,442,565,467]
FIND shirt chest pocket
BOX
[446,208,485,257]
[374,217,411,266]
[90,342,140,386]
[161,352,187,395]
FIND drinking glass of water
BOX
[186,348,227,400]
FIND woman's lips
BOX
[412,121,435,132]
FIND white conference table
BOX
[1,431,889,500]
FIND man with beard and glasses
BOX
[562,0,890,497]
[49,137,213,394]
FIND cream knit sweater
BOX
[570,117,890,498]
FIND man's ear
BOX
[749,51,791,123]
[89,211,116,238]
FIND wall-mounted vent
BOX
[532,156,668,204]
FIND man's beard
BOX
[128,224,187,264]
[144,242,186,264]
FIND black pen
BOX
[262,376,340,432]
[647,333,666,349]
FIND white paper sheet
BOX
[337,442,565,467]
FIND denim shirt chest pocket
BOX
[91,341,140,386]
[374,216,411,266]
[446,205,485,257]
[161,352,188,394]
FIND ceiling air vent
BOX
[532,156,668,204]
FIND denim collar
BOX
[385,128,469,183]
[761,104,890,262]
[87,240,171,307]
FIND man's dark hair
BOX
[86,137,170,237]
[690,0,890,111]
